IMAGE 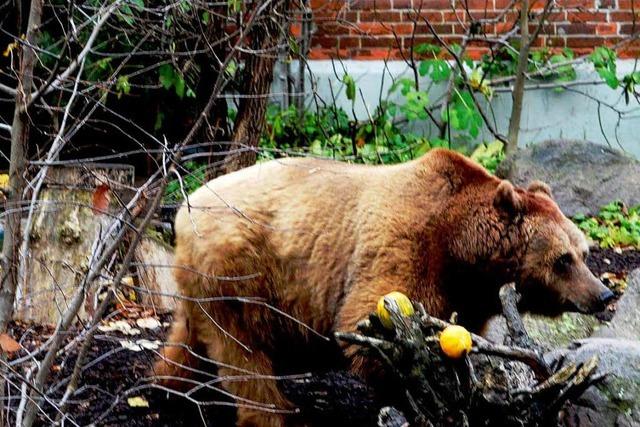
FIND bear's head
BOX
[491,180,614,315]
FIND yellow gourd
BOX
[439,325,473,358]
[376,291,415,329]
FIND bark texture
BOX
[0,0,43,331]
[506,0,530,155]
[223,0,289,174]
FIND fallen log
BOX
[290,284,601,426]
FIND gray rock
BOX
[545,338,640,427]
[484,312,601,351]
[497,140,640,216]
[594,269,640,341]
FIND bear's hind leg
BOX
[153,302,207,390]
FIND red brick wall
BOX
[308,0,640,59]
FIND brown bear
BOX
[154,148,612,427]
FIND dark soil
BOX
[7,315,234,427]
[586,247,640,278]
[6,248,640,426]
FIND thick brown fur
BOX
[154,149,609,426]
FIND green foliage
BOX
[37,30,63,68]
[258,103,435,164]
[258,102,505,168]
[163,161,206,204]
[257,54,510,168]
[418,45,451,83]
[573,202,640,249]
[228,0,242,13]
[394,82,429,121]
[116,75,131,98]
[158,64,194,99]
[469,141,504,173]
[622,71,640,105]
[442,90,483,139]
[480,46,576,83]
[403,44,489,142]
[589,46,618,89]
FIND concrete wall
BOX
[273,59,640,157]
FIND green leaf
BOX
[414,43,441,55]
[174,75,185,98]
[450,43,462,55]
[130,0,144,11]
[225,60,238,77]
[419,59,451,82]
[562,47,575,59]
[158,64,174,90]
[598,68,619,89]
[228,0,242,13]
[154,111,164,131]
[116,75,131,96]
[179,0,191,12]
[418,60,430,77]
[590,46,618,88]
[119,4,134,25]
[400,90,429,121]
[344,74,356,101]
[413,140,432,157]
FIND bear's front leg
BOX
[334,279,410,381]
[206,331,296,427]
[154,302,207,390]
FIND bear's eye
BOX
[554,253,573,272]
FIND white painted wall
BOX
[273,60,640,157]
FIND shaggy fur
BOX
[154,149,608,427]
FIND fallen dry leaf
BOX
[0,333,20,353]
[120,340,142,352]
[138,339,160,350]
[600,271,627,292]
[136,317,161,330]
[127,396,149,408]
[91,184,111,215]
[98,320,140,336]
[119,339,160,352]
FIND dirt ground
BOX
[6,247,640,426]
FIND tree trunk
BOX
[0,2,42,423]
[196,10,230,178]
[506,0,530,155]
[223,0,289,174]
[296,2,312,117]
[0,0,42,330]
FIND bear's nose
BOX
[598,289,615,305]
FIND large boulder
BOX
[497,140,640,216]
[485,269,640,350]
[545,338,640,426]
[484,312,601,351]
[594,269,640,341]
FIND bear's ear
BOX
[494,180,523,216]
[528,180,553,198]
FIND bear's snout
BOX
[598,289,615,305]
[574,275,614,314]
